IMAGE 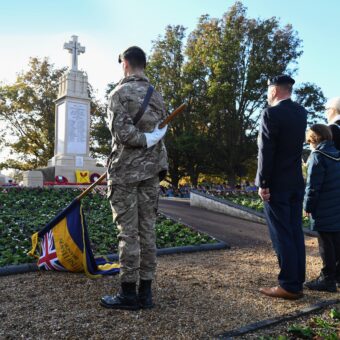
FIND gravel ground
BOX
[0,238,338,339]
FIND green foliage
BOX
[146,25,190,187]
[287,312,340,339]
[0,2,327,185]
[145,2,327,187]
[156,217,215,248]
[0,187,216,266]
[330,308,340,320]
[0,58,65,170]
[288,324,314,338]
[295,82,327,126]
[227,194,265,213]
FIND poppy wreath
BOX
[90,173,100,183]
[55,175,68,184]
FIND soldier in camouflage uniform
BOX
[100,46,168,311]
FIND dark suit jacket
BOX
[329,120,340,150]
[255,99,307,191]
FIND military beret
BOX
[267,75,295,86]
[118,46,146,67]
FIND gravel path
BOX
[0,237,337,339]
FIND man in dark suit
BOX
[326,97,340,150]
[256,75,307,300]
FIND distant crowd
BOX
[159,181,257,198]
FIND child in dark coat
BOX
[304,124,340,292]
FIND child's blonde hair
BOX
[306,124,332,145]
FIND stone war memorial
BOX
[1,2,340,339]
[23,35,105,187]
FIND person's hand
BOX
[258,187,270,202]
[144,124,168,148]
[303,211,311,218]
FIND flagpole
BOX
[76,103,187,201]
[76,172,107,201]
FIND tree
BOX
[146,2,324,186]
[294,82,326,126]
[184,2,305,184]
[147,25,194,187]
[0,58,65,170]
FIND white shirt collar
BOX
[328,114,340,125]
[272,98,290,107]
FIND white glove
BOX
[144,124,168,148]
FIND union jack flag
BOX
[29,199,119,276]
[37,231,65,271]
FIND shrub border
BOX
[0,211,228,276]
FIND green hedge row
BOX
[0,187,215,266]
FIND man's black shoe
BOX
[304,277,337,293]
[100,282,139,310]
[139,279,154,309]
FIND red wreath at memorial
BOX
[55,175,68,184]
[90,173,100,183]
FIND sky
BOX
[1,0,340,169]
[1,0,339,100]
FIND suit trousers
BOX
[108,176,159,283]
[318,231,340,282]
[264,190,306,293]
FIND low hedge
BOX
[0,187,216,266]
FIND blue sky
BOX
[0,0,339,102]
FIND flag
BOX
[28,199,119,278]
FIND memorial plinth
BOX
[24,35,106,186]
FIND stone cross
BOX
[63,35,85,71]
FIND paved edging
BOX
[216,298,340,339]
[159,211,230,246]
[190,190,318,238]
[190,190,266,224]
[0,263,39,276]
[0,242,228,277]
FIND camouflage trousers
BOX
[108,176,159,283]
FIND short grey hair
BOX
[326,96,340,113]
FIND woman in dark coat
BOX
[304,124,340,292]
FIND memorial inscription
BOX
[67,102,88,154]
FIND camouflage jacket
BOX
[107,75,168,184]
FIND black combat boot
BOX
[138,280,154,309]
[100,282,139,310]
[304,276,337,293]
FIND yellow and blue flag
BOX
[28,199,119,278]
